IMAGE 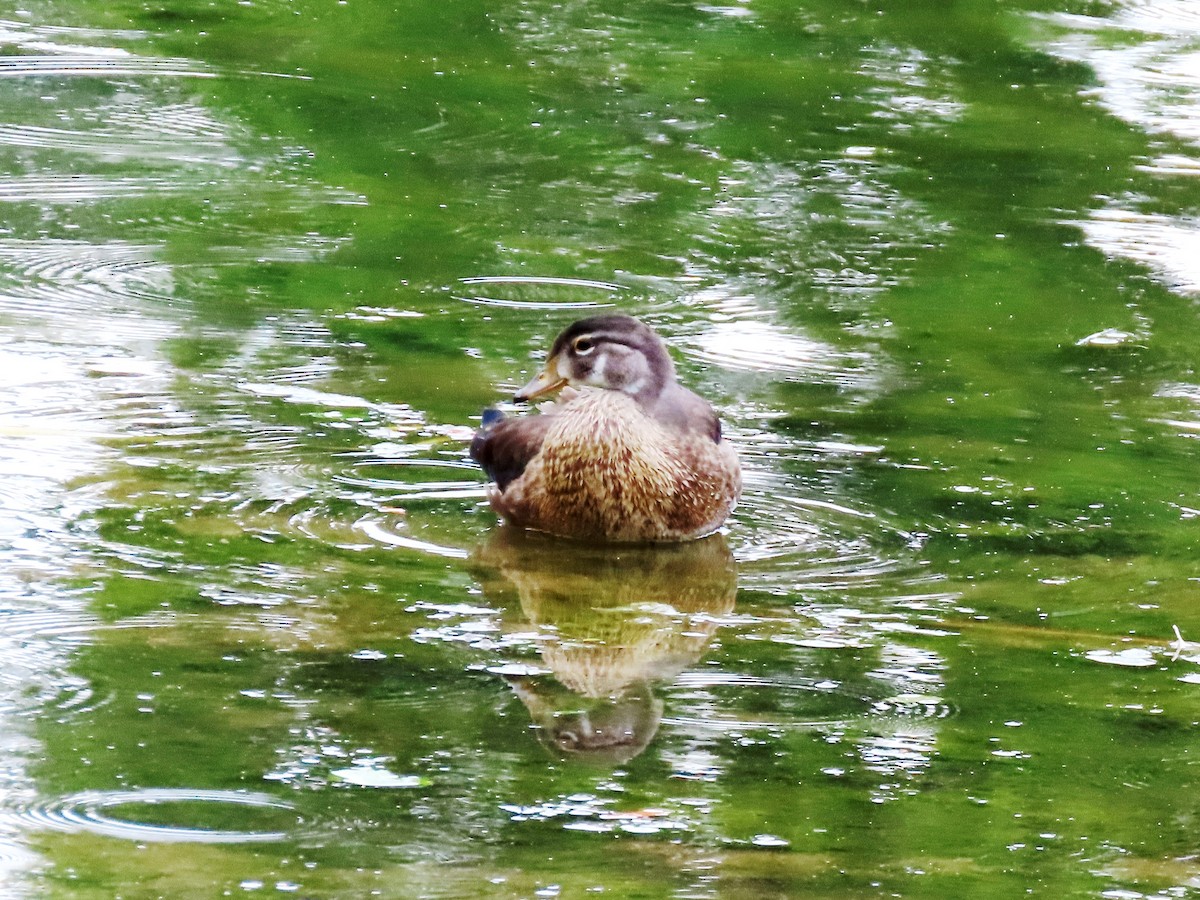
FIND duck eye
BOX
[572,337,595,355]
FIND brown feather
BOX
[473,316,741,542]
[484,391,740,542]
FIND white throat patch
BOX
[586,352,607,384]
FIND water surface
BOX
[1,0,1199,897]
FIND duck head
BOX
[514,315,675,404]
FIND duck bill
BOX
[514,367,568,402]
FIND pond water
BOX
[2,0,1200,896]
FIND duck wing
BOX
[470,409,553,491]
[649,383,723,443]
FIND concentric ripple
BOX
[10,788,296,844]
[0,54,213,79]
[456,275,621,309]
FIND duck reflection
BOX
[473,527,737,764]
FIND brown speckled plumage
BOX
[471,315,741,542]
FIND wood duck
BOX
[470,315,741,542]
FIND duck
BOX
[470,314,741,542]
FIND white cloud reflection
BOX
[1041,2,1200,296]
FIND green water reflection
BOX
[0,0,1199,896]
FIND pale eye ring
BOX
[572,337,595,355]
